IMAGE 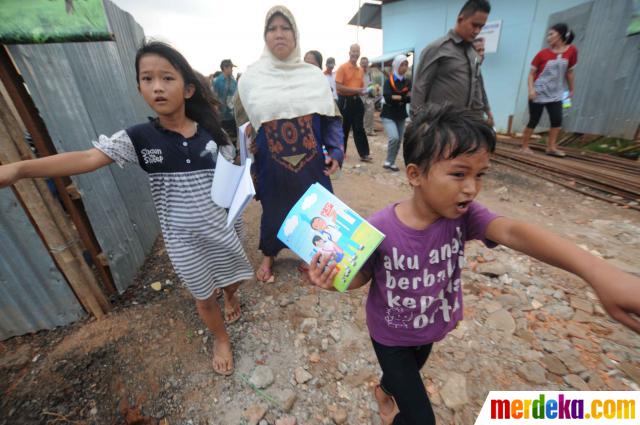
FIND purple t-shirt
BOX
[363,201,499,347]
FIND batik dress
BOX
[254,114,344,256]
[94,120,254,300]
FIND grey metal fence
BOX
[0,190,86,339]
[8,0,160,294]
[0,0,160,338]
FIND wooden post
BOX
[507,115,514,137]
[0,92,110,318]
[0,45,116,294]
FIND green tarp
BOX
[0,0,112,44]
[628,0,640,36]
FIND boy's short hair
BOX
[459,0,491,17]
[403,104,496,172]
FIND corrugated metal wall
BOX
[514,0,640,138]
[7,0,160,294]
[0,190,86,339]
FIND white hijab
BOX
[392,54,408,81]
[237,5,338,131]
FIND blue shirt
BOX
[213,74,237,121]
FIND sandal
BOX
[545,149,566,158]
[212,340,234,376]
[374,384,400,425]
[256,264,275,283]
[360,156,373,163]
[224,293,242,324]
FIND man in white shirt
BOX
[324,57,338,100]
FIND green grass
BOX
[0,0,111,44]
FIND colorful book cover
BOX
[277,183,385,292]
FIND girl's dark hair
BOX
[312,235,323,245]
[135,41,229,146]
[305,50,323,68]
[551,23,575,44]
[403,104,496,172]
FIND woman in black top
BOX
[382,54,411,172]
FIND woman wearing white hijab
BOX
[381,55,411,172]
[236,5,344,283]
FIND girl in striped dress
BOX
[0,42,253,376]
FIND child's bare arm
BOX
[486,217,640,333]
[308,252,371,291]
[0,148,113,188]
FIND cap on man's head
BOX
[220,59,236,70]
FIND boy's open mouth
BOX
[456,201,471,212]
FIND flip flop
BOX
[545,149,566,158]
[360,156,373,163]
[374,385,400,425]
[256,264,275,283]
[212,340,234,376]
[212,355,234,376]
[224,296,242,324]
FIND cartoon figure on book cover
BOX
[309,205,365,257]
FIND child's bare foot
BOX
[223,289,242,324]
[374,384,399,424]
[212,337,234,376]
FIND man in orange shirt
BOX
[335,44,372,162]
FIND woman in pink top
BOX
[521,23,577,157]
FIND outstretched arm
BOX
[0,148,113,188]
[486,217,640,333]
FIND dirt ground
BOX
[1,128,639,425]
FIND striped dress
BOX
[93,120,254,300]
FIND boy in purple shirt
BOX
[308,105,640,425]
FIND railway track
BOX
[493,137,640,211]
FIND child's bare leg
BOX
[195,294,233,375]
[222,281,242,323]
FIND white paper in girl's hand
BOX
[237,122,252,165]
[211,151,255,226]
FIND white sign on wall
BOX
[478,20,502,53]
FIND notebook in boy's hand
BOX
[277,183,385,292]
